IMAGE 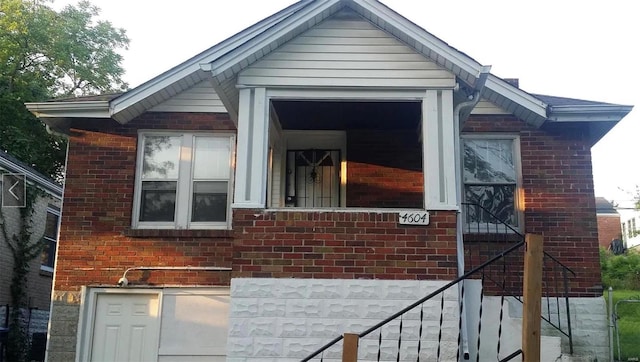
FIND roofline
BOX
[207,0,339,81]
[0,153,63,198]
[547,104,634,122]
[25,101,110,119]
[109,0,314,122]
[485,75,548,119]
[352,0,485,79]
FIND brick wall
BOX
[56,113,236,291]
[597,214,621,248]
[463,116,602,297]
[233,209,458,280]
[347,130,423,208]
[56,112,603,293]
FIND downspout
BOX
[454,66,491,360]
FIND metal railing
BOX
[301,203,576,361]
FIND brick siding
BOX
[347,130,423,208]
[56,113,235,290]
[233,209,457,280]
[55,112,603,296]
[464,116,602,297]
[597,214,621,248]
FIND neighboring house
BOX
[0,151,62,348]
[595,197,622,249]
[26,1,633,361]
[619,207,640,250]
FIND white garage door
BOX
[80,288,230,362]
[90,293,160,362]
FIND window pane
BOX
[142,136,181,179]
[193,137,230,179]
[463,139,515,183]
[465,185,517,227]
[41,238,56,268]
[44,212,59,239]
[140,181,177,221]
[191,181,228,222]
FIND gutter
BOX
[547,104,633,123]
[25,100,110,119]
[453,65,491,360]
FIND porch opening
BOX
[269,100,423,209]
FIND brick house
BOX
[26,0,633,361]
[0,151,62,353]
[595,197,621,249]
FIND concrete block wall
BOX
[227,278,459,362]
[507,296,609,361]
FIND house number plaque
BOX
[398,211,430,225]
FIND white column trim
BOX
[251,87,268,207]
[233,88,252,205]
[232,87,269,209]
[423,89,457,210]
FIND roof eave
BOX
[547,104,634,123]
[25,101,111,119]
[0,154,63,198]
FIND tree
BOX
[0,1,129,360]
[0,0,129,179]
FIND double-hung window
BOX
[462,136,521,230]
[41,206,60,272]
[133,132,234,229]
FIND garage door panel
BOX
[158,292,230,357]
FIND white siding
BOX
[471,99,511,115]
[149,81,227,113]
[238,9,455,89]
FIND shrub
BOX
[600,247,640,290]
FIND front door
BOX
[90,293,160,362]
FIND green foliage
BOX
[0,185,45,362]
[0,0,129,179]
[600,247,640,290]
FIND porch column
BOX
[422,89,457,209]
[234,87,269,208]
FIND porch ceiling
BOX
[272,100,421,130]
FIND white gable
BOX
[238,9,455,89]
[148,80,227,113]
[471,99,511,115]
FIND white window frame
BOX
[461,134,523,232]
[40,205,60,272]
[132,131,235,230]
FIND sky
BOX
[52,0,640,205]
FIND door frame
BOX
[76,287,163,362]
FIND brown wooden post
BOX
[522,234,543,362]
[342,333,359,362]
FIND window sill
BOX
[123,228,233,239]
[39,267,54,277]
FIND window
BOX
[133,132,234,229]
[41,206,60,271]
[462,136,521,230]
[622,223,627,241]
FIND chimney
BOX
[504,78,519,88]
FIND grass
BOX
[607,289,640,361]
